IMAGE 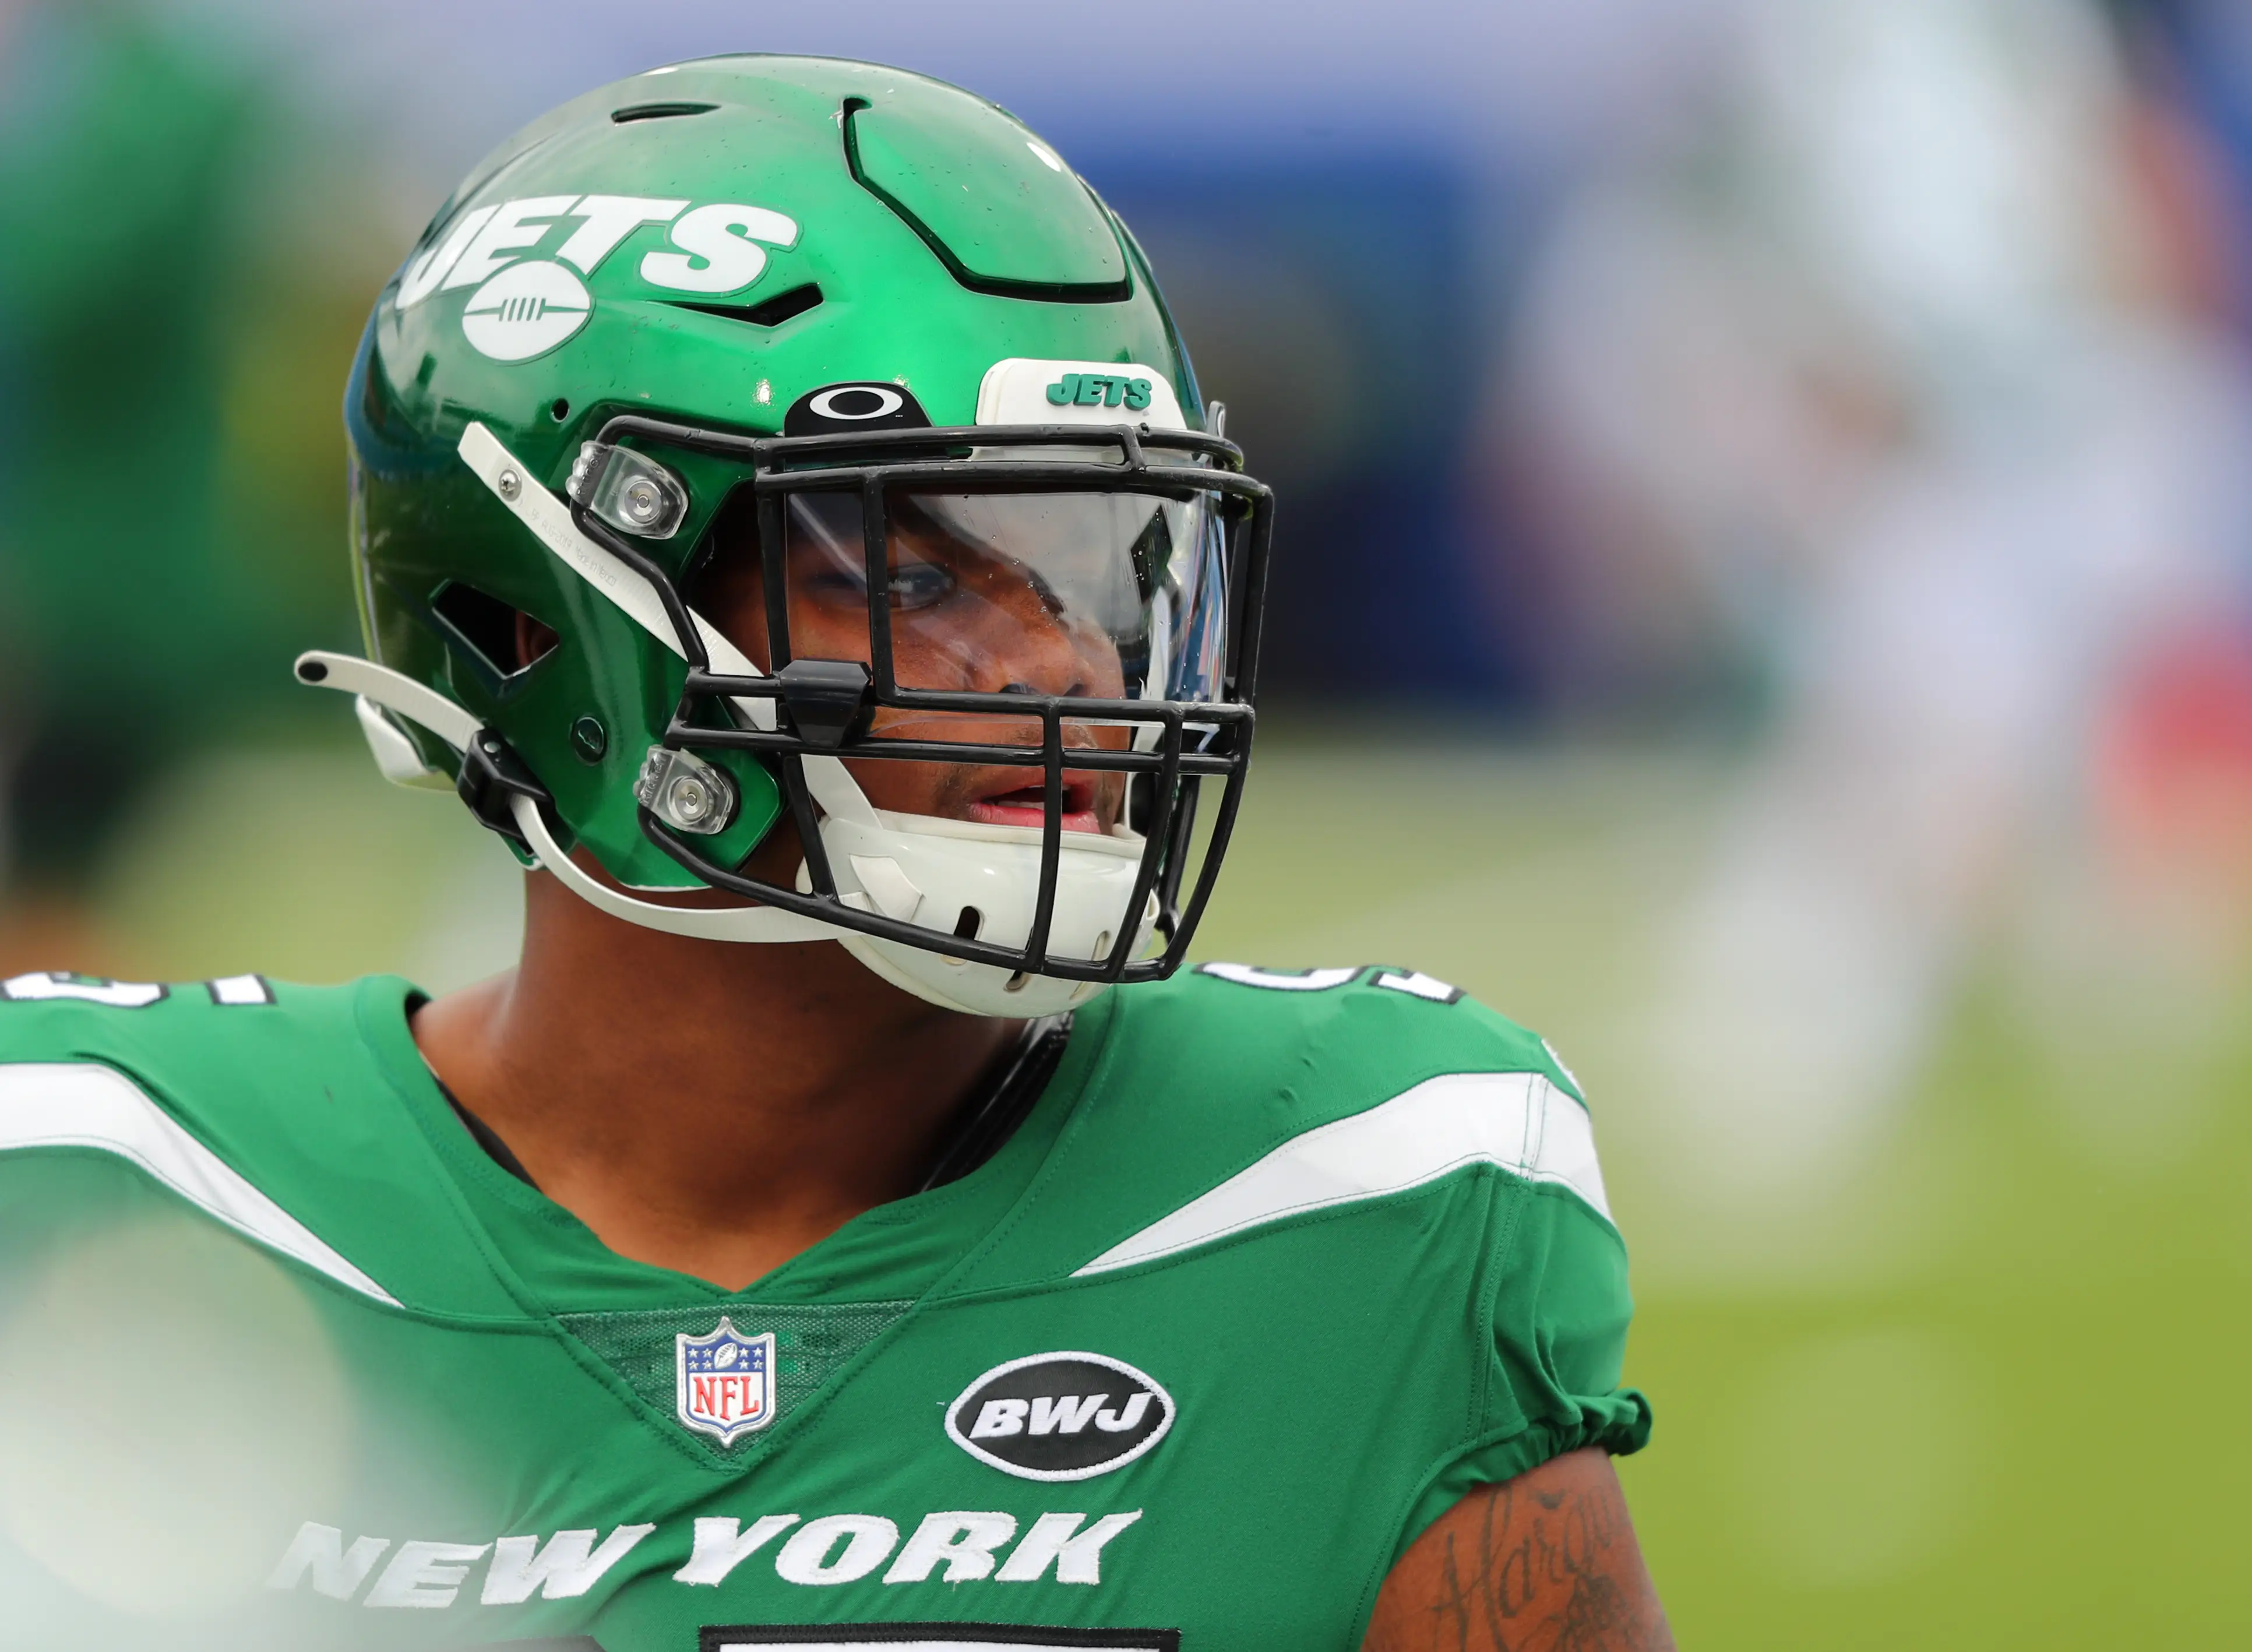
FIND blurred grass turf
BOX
[59,730,2252,1644]
[1615,980,2252,1647]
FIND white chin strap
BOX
[302,422,1150,1016]
[296,650,837,946]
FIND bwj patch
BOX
[675,1318,777,1446]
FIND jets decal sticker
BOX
[946,1352,1174,1482]
[396,193,802,362]
[1044,371,1153,411]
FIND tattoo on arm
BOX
[1364,1448,1675,1652]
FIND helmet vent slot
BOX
[611,101,718,124]
[431,581,552,684]
[662,283,824,329]
[954,907,984,942]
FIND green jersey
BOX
[0,963,1647,1651]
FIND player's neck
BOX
[410,870,1025,1291]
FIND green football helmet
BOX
[306,55,1271,1016]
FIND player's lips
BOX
[965,779,1102,834]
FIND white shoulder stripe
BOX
[1074,1071,1612,1276]
[0,1063,399,1307]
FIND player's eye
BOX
[797,561,954,612]
[798,565,869,605]
[886,561,954,611]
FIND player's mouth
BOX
[966,776,1104,834]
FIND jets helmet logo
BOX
[946,1351,1173,1481]
[397,193,801,363]
[675,1318,777,1446]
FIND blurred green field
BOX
[62,727,2252,1646]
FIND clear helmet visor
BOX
[715,484,1231,840]
[782,487,1228,700]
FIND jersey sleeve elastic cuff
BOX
[1391,1386,1655,1568]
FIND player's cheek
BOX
[789,597,878,666]
[840,751,956,815]
[1073,628,1129,698]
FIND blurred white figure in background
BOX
[1507,0,2252,1211]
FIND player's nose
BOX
[963,616,1099,699]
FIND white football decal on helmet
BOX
[462,261,593,362]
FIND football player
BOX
[0,57,1670,1651]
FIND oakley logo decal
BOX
[784,382,933,436]
[806,385,906,422]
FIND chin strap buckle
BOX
[456,732,554,857]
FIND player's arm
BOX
[1362,1448,1675,1652]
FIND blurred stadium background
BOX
[5,0,2252,1641]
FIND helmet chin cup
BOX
[836,934,1105,1019]
[801,809,1158,1017]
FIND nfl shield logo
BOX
[675,1318,777,1446]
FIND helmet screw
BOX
[665,773,714,826]
[497,469,523,502]
[570,716,608,763]
[634,745,736,834]
[622,478,662,526]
